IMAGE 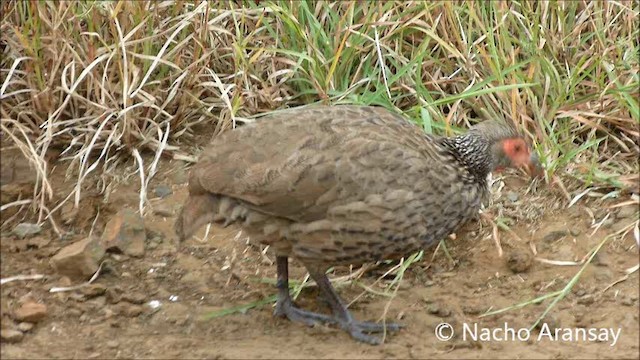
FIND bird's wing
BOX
[187,105,450,222]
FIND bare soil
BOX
[1,146,638,359]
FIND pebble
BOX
[543,230,568,242]
[506,191,519,202]
[17,322,34,332]
[106,340,119,349]
[82,284,108,298]
[13,302,47,323]
[153,204,174,217]
[594,268,613,281]
[506,249,533,273]
[621,297,635,306]
[1,329,24,343]
[106,287,124,304]
[154,184,173,199]
[120,304,144,317]
[617,206,638,219]
[67,308,83,318]
[50,236,106,280]
[462,304,483,315]
[577,295,595,305]
[536,313,560,330]
[122,292,147,305]
[171,167,189,184]
[100,209,146,258]
[12,223,42,238]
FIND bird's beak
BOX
[525,152,544,178]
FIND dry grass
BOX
[1,0,638,226]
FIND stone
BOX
[543,230,568,242]
[106,340,119,349]
[1,329,24,343]
[106,286,124,304]
[171,166,189,184]
[12,222,42,238]
[101,209,146,257]
[50,236,105,280]
[153,204,174,217]
[122,292,146,305]
[118,304,144,317]
[616,206,638,219]
[14,302,47,323]
[81,284,108,298]
[61,202,79,225]
[506,191,519,202]
[154,184,173,199]
[17,322,34,332]
[506,249,533,273]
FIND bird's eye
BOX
[514,144,522,152]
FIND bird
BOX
[175,105,539,345]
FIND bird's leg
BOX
[273,256,335,326]
[307,267,402,345]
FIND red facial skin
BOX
[495,138,537,174]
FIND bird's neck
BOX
[442,133,493,182]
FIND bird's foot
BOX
[274,299,335,327]
[274,299,401,345]
[339,319,403,345]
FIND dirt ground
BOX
[1,144,638,359]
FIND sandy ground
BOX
[1,146,638,359]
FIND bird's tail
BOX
[175,193,219,242]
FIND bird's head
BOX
[458,120,543,178]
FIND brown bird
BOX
[175,105,539,345]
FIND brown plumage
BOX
[175,105,538,344]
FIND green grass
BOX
[1,1,637,200]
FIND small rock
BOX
[50,236,105,281]
[88,352,102,359]
[594,268,613,282]
[12,223,42,238]
[462,304,483,315]
[123,304,144,317]
[574,289,586,297]
[17,322,34,332]
[101,209,146,257]
[506,191,519,202]
[67,308,83,318]
[106,340,119,349]
[569,229,581,237]
[81,284,108,298]
[26,236,51,249]
[1,329,24,343]
[536,313,560,330]
[106,287,124,304]
[13,302,47,323]
[621,297,635,306]
[154,184,173,199]
[122,292,146,305]
[153,204,174,217]
[577,295,595,305]
[102,308,115,319]
[616,206,637,220]
[506,249,533,273]
[427,305,440,315]
[171,167,189,184]
[61,202,79,225]
[543,230,568,242]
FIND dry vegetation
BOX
[1,1,638,243]
[1,2,639,355]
